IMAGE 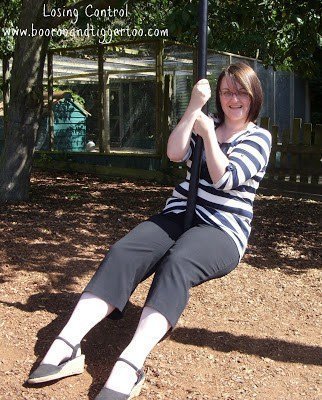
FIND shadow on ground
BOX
[170,327,322,366]
[11,292,142,398]
[0,172,319,284]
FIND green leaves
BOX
[162,0,321,76]
[0,0,320,76]
[0,0,22,56]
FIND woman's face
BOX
[219,76,251,124]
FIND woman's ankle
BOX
[104,359,139,394]
[41,337,80,366]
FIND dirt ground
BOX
[0,170,321,400]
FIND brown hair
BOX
[215,62,263,125]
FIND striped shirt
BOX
[162,122,272,260]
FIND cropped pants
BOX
[84,212,239,328]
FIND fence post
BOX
[47,51,54,151]
[303,123,312,145]
[313,124,322,146]
[270,124,278,179]
[156,40,165,157]
[2,55,10,143]
[260,116,270,130]
[279,126,290,181]
[289,72,295,132]
[300,123,312,183]
[290,118,302,182]
[311,124,322,184]
[292,118,302,145]
[103,72,110,153]
[98,44,108,153]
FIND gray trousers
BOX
[84,212,239,327]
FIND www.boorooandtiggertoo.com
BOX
[2,24,169,44]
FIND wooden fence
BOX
[260,118,322,187]
[32,116,321,194]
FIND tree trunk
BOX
[0,1,50,203]
[0,0,120,203]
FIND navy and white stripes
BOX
[162,123,272,259]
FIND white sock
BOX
[41,292,114,366]
[105,306,171,394]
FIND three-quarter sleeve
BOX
[213,130,272,191]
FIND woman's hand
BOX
[193,112,229,185]
[189,79,211,110]
[166,80,211,162]
[193,112,215,140]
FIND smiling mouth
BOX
[229,106,242,109]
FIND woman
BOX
[27,62,271,400]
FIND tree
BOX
[162,0,321,75]
[0,0,121,202]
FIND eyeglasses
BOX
[220,89,250,100]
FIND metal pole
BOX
[184,0,208,231]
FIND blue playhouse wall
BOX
[36,95,88,152]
